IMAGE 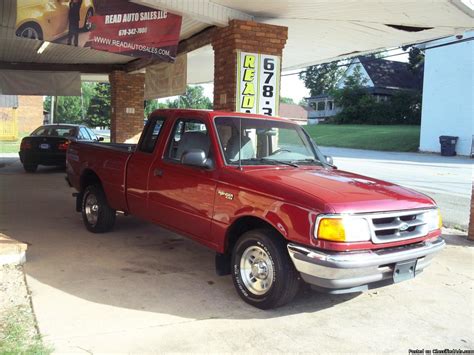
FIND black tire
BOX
[231,229,300,309]
[81,185,116,233]
[16,23,43,40]
[23,164,38,173]
[82,8,94,31]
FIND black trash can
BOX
[439,136,458,156]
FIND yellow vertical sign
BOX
[236,51,280,116]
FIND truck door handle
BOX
[153,168,163,177]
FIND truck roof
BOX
[149,108,295,123]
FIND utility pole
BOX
[50,96,55,124]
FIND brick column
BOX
[109,71,145,143]
[211,20,288,112]
[469,181,474,240]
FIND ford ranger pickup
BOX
[66,109,445,309]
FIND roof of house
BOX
[358,56,423,91]
[279,103,313,120]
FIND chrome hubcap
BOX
[85,194,99,226]
[240,245,274,295]
[20,28,39,39]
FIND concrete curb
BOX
[0,233,27,266]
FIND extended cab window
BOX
[166,119,210,162]
[139,117,165,153]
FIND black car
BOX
[19,124,103,173]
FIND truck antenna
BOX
[238,117,242,171]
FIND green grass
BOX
[0,306,53,355]
[0,133,28,154]
[304,124,421,152]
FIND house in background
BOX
[0,95,44,140]
[278,103,315,125]
[305,56,423,123]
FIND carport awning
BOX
[1,0,473,85]
[138,0,474,83]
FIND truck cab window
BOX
[167,119,210,161]
[139,117,165,153]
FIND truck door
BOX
[147,115,218,246]
[126,116,166,219]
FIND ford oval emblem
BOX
[399,222,410,232]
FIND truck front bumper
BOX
[287,237,445,293]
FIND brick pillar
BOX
[109,71,145,143]
[211,20,288,112]
[469,181,474,240]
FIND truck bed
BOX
[67,141,134,212]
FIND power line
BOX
[282,37,474,77]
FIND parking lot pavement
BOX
[319,147,473,230]
[0,159,472,353]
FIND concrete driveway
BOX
[0,157,473,353]
[320,147,473,230]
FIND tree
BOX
[167,85,212,109]
[299,62,343,96]
[280,96,295,104]
[44,96,83,124]
[86,83,111,128]
[408,47,424,74]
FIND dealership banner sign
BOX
[236,51,281,116]
[16,0,182,62]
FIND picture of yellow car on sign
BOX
[16,0,94,43]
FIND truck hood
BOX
[244,167,435,214]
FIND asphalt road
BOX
[319,147,473,230]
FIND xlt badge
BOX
[217,190,234,200]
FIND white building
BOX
[419,31,474,156]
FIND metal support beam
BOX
[125,26,216,73]
[133,0,253,26]
[0,61,125,73]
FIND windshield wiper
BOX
[261,158,299,168]
[242,158,299,168]
[290,158,324,166]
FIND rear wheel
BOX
[16,23,43,40]
[81,185,116,233]
[23,164,38,173]
[231,229,300,309]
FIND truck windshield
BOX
[215,116,325,166]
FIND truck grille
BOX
[369,210,431,244]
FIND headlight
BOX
[316,216,371,242]
[425,209,442,231]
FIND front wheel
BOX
[81,185,116,233]
[231,229,300,309]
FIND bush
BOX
[332,88,422,125]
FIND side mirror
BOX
[325,155,334,165]
[97,137,104,142]
[181,149,213,169]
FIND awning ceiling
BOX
[1,0,473,85]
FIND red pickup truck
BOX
[66,109,445,309]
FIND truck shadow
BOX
[1,169,360,321]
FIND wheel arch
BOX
[15,21,43,38]
[215,215,288,276]
[80,168,102,192]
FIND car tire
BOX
[23,164,38,173]
[231,229,300,309]
[16,23,43,40]
[81,185,116,233]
